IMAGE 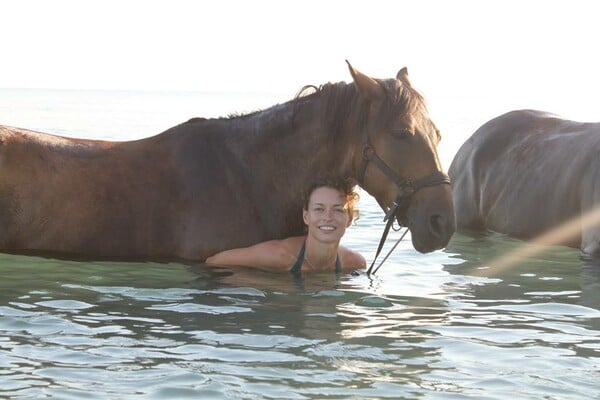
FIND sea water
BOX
[0,88,598,399]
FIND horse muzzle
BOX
[404,185,456,253]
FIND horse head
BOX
[346,61,455,253]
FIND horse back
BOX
[450,110,600,242]
[0,125,181,257]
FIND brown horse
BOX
[449,109,600,255]
[0,62,454,261]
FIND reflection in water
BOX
[454,204,600,279]
[445,232,593,302]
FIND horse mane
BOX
[294,78,428,139]
[183,77,427,139]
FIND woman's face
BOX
[303,186,352,244]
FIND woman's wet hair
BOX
[302,176,360,221]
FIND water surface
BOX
[1,231,598,399]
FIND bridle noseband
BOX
[357,128,450,274]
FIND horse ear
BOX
[346,60,384,102]
[396,67,412,87]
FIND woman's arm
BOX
[205,240,295,271]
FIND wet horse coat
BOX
[0,64,454,261]
[449,109,600,255]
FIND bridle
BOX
[356,127,450,275]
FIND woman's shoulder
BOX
[253,236,305,269]
[261,236,304,254]
[339,245,366,270]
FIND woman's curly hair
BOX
[301,175,360,222]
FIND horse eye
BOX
[391,127,412,139]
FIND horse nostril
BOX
[430,214,444,237]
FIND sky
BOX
[2,0,598,94]
[2,0,599,158]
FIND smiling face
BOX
[302,186,352,245]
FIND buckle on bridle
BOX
[362,145,375,161]
[384,200,399,222]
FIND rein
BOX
[357,131,451,275]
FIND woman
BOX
[205,177,366,274]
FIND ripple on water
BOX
[35,300,95,310]
[146,302,252,314]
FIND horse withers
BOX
[449,109,600,255]
[0,62,454,261]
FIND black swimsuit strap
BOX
[289,242,342,274]
[335,254,342,273]
[289,242,306,274]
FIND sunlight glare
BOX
[474,205,600,276]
